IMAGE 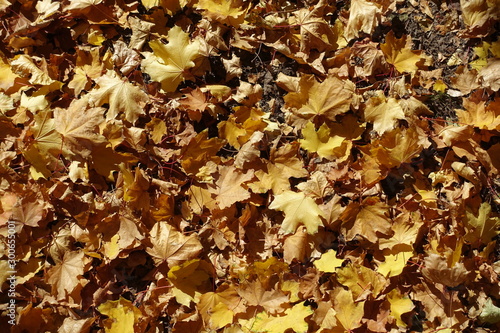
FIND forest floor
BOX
[1,0,500,332]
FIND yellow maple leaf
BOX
[333,288,364,331]
[0,57,22,92]
[98,297,143,333]
[198,286,244,330]
[89,70,148,124]
[464,202,500,245]
[344,0,382,41]
[208,165,254,209]
[363,91,405,135]
[248,301,313,333]
[314,249,345,272]
[371,127,428,168]
[145,222,203,267]
[141,25,201,92]
[22,110,64,178]
[387,289,414,327]
[197,0,248,27]
[251,142,308,194]
[380,31,431,74]
[377,248,413,277]
[299,121,347,160]
[336,262,387,300]
[284,75,355,123]
[168,259,213,306]
[46,250,90,300]
[180,130,224,176]
[340,197,392,243]
[54,97,106,158]
[269,190,324,234]
[10,54,55,86]
[456,95,500,130]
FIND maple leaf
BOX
[314,249,345,272]
[197,0,248,27]
[363,92,405,135]
[237,280,289,314]
[290,2,337,53]
[208,165,254,209]
[284,75,355,123]
[168,259,213,306]
[22,110,64,178]
[464,202,500,245]
[145,222,203,267]
[380,31,431,74]
[0,57,21,91]
[344,0,383,41]
[333,288,364,331]
[198,285,244,330]
[299,121,347,160]
[456,97,500,130]
[269,190,324,234]
[421,254,470,287]
[46,250,90,300]
[141,25,201,92]
[65,0,102,11]
[336,262,387,300]
[180,130,224,177]
[369,127,428,169]
[251,142,308,194]
[54,97,106,158]
[98,297,143,333]
[248,301,313,333]
[387,289,414,328]
[10,54,55,85]
[89,70,148,124]
[340,197,392,243]
[377,248,414,278]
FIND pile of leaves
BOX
[1,0,500,331]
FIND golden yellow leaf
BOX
[387,289,414,327]
[299,122,346,159]
[168,259,213,306]
[146,222,203,267]
[377,248,413,277]
[284,75,355,123]
[340,197,392,243]
[141,25,201,92]
[197,0,248,27]
[98,297,143,333]
[337,262,387,299]
[363,92,405,135]
[89,70,148,124]
[464,202,500,244]
[333,288,364,331]
[249,301,313,333]
[251,142,308,194]
[314,249,345,272]
[208,165,254,209]
[269,190,324,234]
[380,31,431,74]
[46,250,89,300]
[344,0,382,41]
